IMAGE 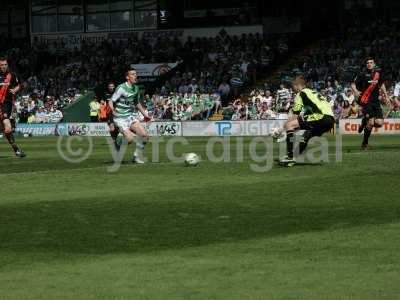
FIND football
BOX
[272,127,285,140]
[184,153,200,166]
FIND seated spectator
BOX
[247,101,259,120]
[35,107,47,123]
[222,103,235,120]
[388,105,400,118]
[340,101,351,119]
[27,113,36,124]
[343,89,355,104]
[259,104,276,120]
[218,79,231,105]
[333,102,342,121]
[348,101,360,118]
[48,106,63,123]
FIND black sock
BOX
[298,131,312,155]
[359,117,366,132]
[286,131,294,158]
[363,128,372,145]
[5,132,19,152]
[299,141,309,155]
[362,117,367,127]
[110,129,119,141]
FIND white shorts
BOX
[114,114,140,132]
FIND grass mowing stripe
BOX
[0,135,399,299]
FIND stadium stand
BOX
[1,19,400,124]
[1,31,291,123]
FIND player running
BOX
[109,68,151,164]
[100,82,120,150]
[0,56,25,158]
[351,57,390,150]
[279,75,335,166]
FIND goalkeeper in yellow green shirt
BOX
[279,76,335,166]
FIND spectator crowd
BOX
[1,30,290,123]
[2,17,400,124]
[106,81,397,122]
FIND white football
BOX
[184,153,200,166]
[272,127,283,138]
[272,127,286,142]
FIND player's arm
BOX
[9,73,21,95]
[109,87,123,113]
[286,93,303,121]
[108,100,114,113]
[137,102,151,121]
[136,92,151,121]
[9,85,20,95]
[292,93,303,115]
[350,82,361,99]
[384,107,392,118]
[380,83,391,107]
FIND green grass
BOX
[0,135,400,299]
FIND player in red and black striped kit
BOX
[0,56,25,157]
[351,57,391,150]
[101,82,120,150]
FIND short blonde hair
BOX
[292,75,306,87]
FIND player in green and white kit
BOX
[109,68,151,164]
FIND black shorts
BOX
[362,102,383,119]
[107,115,114,125]
[299,115,335,137]
[99,115,114,125]
[0,101,13,120]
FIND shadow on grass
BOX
[343,144,400,153]
[1,184,399,261]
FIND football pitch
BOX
[0,135,399,299]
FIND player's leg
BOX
[374,118,383,128]
[298,116,335,155]
[282,115,334,164]
[282,116,300,162]
[108,122,120,150]
[122,128,135,144]
[358,114,368,133]
[362,117,375,149]
[109,122,118,140]
[114,117,135,146]
[3,118,25,157]
[1,102,25,157]
[361,117,383,150]
[130,121,149,164]
[362,103,383,149]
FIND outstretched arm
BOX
[9,84,20,95]
[137,103,151,122]
[380,83,391,107]
[351,82,361,99]
[108,100,114,113]
[9,73,21,95]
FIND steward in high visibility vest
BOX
[89,97,100,122]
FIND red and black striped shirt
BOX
[354,67,384,105]
[0,71,19,104]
